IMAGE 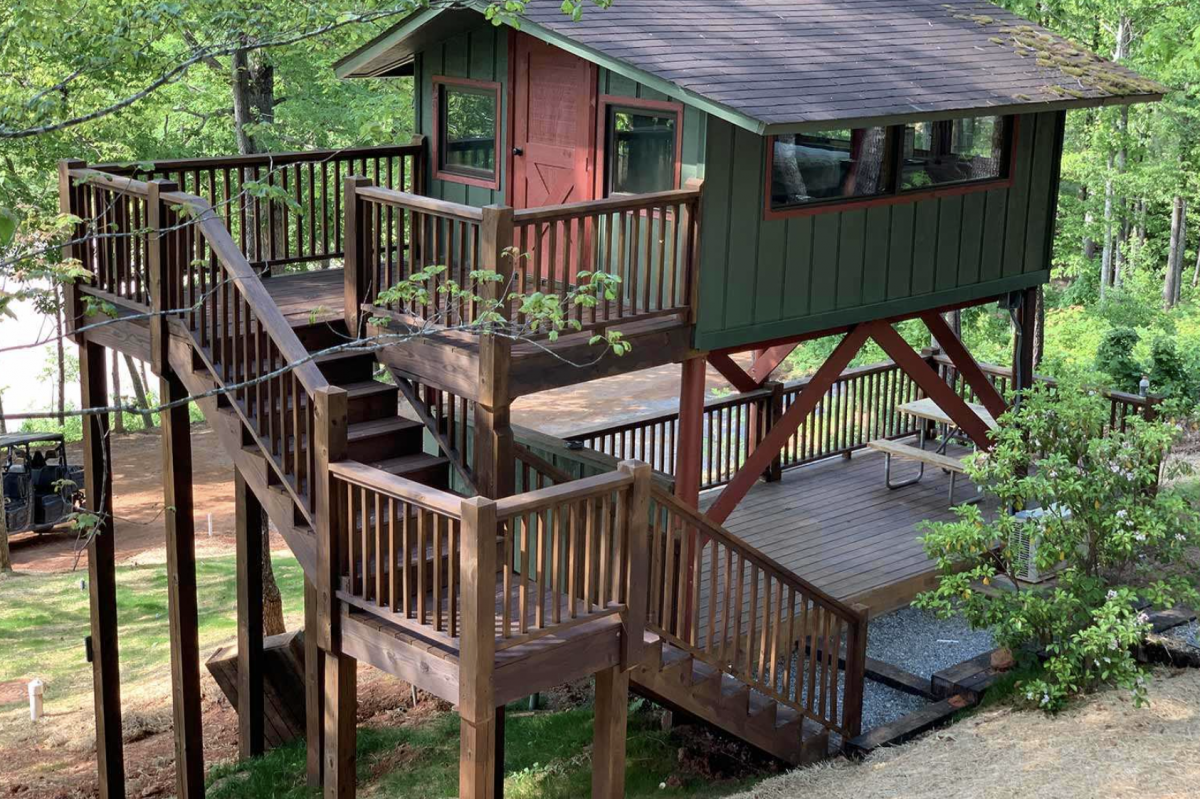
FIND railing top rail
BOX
[512,187,701,224]
[67,167,151,198]
[494,469,634,520]
[90,141,424,174]
[330,461,464,518]
[930,352,1153,406]
[650,483,864,624]
[355,184,484,223]
[165,189,329,394]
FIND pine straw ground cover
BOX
[729,667,1200,799]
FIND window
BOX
[434,77,500,189]
[770,128,894,209]
[901,116,1010,191]
[767,115,1015,216]
[605,103,680,196]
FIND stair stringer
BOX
[166,336,318,578]
[631,636,829,766]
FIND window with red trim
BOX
[767,115,1015,216]
[433,76,501,189]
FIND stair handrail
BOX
[647,483,868,739]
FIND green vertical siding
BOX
[414,23,509,205]
[694,111,1061,351]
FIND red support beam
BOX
[748,343,798,384]
[705,352,758,394]
[706,325,871,525]
[921,312,1008,420]
[869,323,994,450]
[675,356,707,507]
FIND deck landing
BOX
[701,444,995,616]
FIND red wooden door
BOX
[512,34,596,210]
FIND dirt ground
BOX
[1,361,735,797]
[730,667,1200,799]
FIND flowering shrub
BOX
[915,381,1200,711]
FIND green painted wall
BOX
[694,111,1063,352]
[413,22,510,205]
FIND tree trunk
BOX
[1032,286,1045,370]
[1081,186,1097,260]
[123,355,156,430]
[260,508,285,636]
[0,392,7,435]
[55,284,66,427]
[1101,154,1115,297]
[110,353,124,434]
[1165,195,1186,309]
[1101,17,1132,298]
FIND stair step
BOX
[342,380,400,425]
[372,453,452,489]
[348,417,424,463]
[314,350,377,384]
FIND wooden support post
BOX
[57,159,87,342]
[161,371,205,797]
[475,204,516,501]
[591,666,630,799]
[324,651,357,799]
[841,604,870,741]
[304,578,325,789]
[618,461,651,668]
[234,467,264,759]
[707,326,870,525]
[675,356,706,508]
[1012,287,1038,397]
[459,497,499,799]
[343,176,374,338]
[147,179,180,376]
[81,340,125,799]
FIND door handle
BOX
[513,147,524,156]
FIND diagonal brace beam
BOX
[921,312,1008,420]
[706,352,758,393]
[870,323,994,451]
[748,343,799,384]
[706,325,871,525]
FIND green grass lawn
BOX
[1,555,763,798]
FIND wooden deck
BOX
[265,269,346,327]
[701,443,995,616]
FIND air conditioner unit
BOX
[1009,505,1071,583]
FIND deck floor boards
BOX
[699,443,997,614]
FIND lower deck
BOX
[701,443,994,616]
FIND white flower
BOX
[1109,638,1121,651]
[1116,509,1127,519]
[1134,533,1147,543]
[1041,693,1051,706]
[1026,690,1036,701]
[1137,612,1149,624]
[1107,590,1119,600]
[1176,533,1187,543]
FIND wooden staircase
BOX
[634,635,830,765]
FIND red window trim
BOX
[594,94,685,201]
[762,116,1021,222]
[432,75,503,191]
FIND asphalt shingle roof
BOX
[516,0,1164,129]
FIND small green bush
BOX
[915,382,1200,712]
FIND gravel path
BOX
[1163,620,1199,649]
[866,606,996,679]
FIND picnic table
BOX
[866,397,995,503]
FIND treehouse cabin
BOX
[59,2,1164,798]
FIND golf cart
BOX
[2,433,85,534]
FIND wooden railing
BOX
[569,361,924,491]
[330,461,465,638]
[64,166,336,519]
[647,485,867,740]
[492,464,649,654]
[327,459,651,660]
[932,353,1160,432]
[92,141,424,272]
[346,180,489,329]
[348,183,702,338]
[510,188,701,332]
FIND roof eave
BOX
[334,7,446,79]
[760,91,1164,136]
